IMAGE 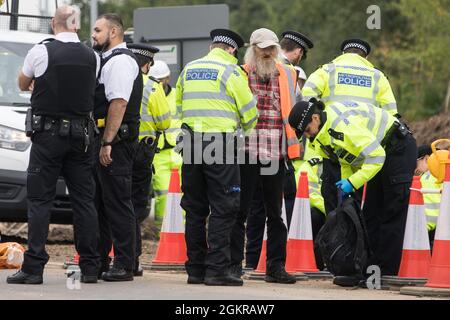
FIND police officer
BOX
[92,13,141,281]
[149,60,183,222]
[289,99,417,276]
[415,144,442,248]
[279,30,315,223]
[302,39,398,214]
[128,44,171,276]
[7,5,100,284]
[176,29,258,286]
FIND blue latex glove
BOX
[335,179,353,195]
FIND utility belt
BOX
[25,108,96,151]
[381,121,411,150]
[136,131,161,168]
[97,122,139,145]
[175,123,239,156]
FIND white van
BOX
[0,30,72,223]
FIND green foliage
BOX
[73,0,450,120]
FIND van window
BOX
[0,42,33,106]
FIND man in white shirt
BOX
[91,13,141,282]
[7,5,100,285]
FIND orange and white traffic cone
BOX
[383,176,431,288]
[398,176,431,278]
[285,171,318,273]
[151,168,187,269]
[425,151,450,289]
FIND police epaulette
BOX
[148,76,161,83]
[328,128,344,141]
[308,158,322,167]
[38,38,55,45]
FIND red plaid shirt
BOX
[246,69,284,160]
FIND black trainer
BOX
[6,270,43,285]
[204,274,243,286]
[80,274,98,284]
[102,267,134,282]
[265,269,297,284]
[187,275,205,284]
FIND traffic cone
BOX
[285,171,318,273]
[397,176,431,278]
[152,168,187,266]
[384,176,431,288]
[425,151,450,288]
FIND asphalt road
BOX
[0,263,442,300]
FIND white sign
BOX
[155,44,178,65]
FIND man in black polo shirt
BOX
[7,5,100,285]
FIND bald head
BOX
[52,5,80,33]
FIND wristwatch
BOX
[101,139,113,147]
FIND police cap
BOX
[289,100,317,137]
[127,43,160,60]
[341,38,371,56]
[210,28,245,50]
[281,30,314,60]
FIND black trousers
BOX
[181,139,240,278]
[283,161,297,227]
[230,160,286,274]
[321,159,341,214]
[245,198,326,270]
[244,182,266,269]
[131,139,156,266]
[94,136,138,272]
[311,207,326,270]
[363,134,417,276]
[23,128,99,276]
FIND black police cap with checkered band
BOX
[281,30,314,60]
[210,29,245,49]
[127,43,160,59]
[341,38,371,56]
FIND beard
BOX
[254,56,278,80]
[92,38,110,52]
[245,47,278,80]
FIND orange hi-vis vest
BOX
[243,63,301,159]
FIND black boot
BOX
[204,274,243,286]
[6,270,43,285]
[102,267,134,282]
[265,268,297,284]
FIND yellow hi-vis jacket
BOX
[139,75,172,141]
[302,53,398,116]
[421,171,442,231]
[296,157,326,214]
[309,101,396,190]
[176,48,258,133]
[156,85,182,150]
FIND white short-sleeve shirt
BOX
[22,32,100,79]
[98,42,139,103]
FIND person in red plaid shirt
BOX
[229,28,301,284]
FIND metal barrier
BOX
[0,12,52,34]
